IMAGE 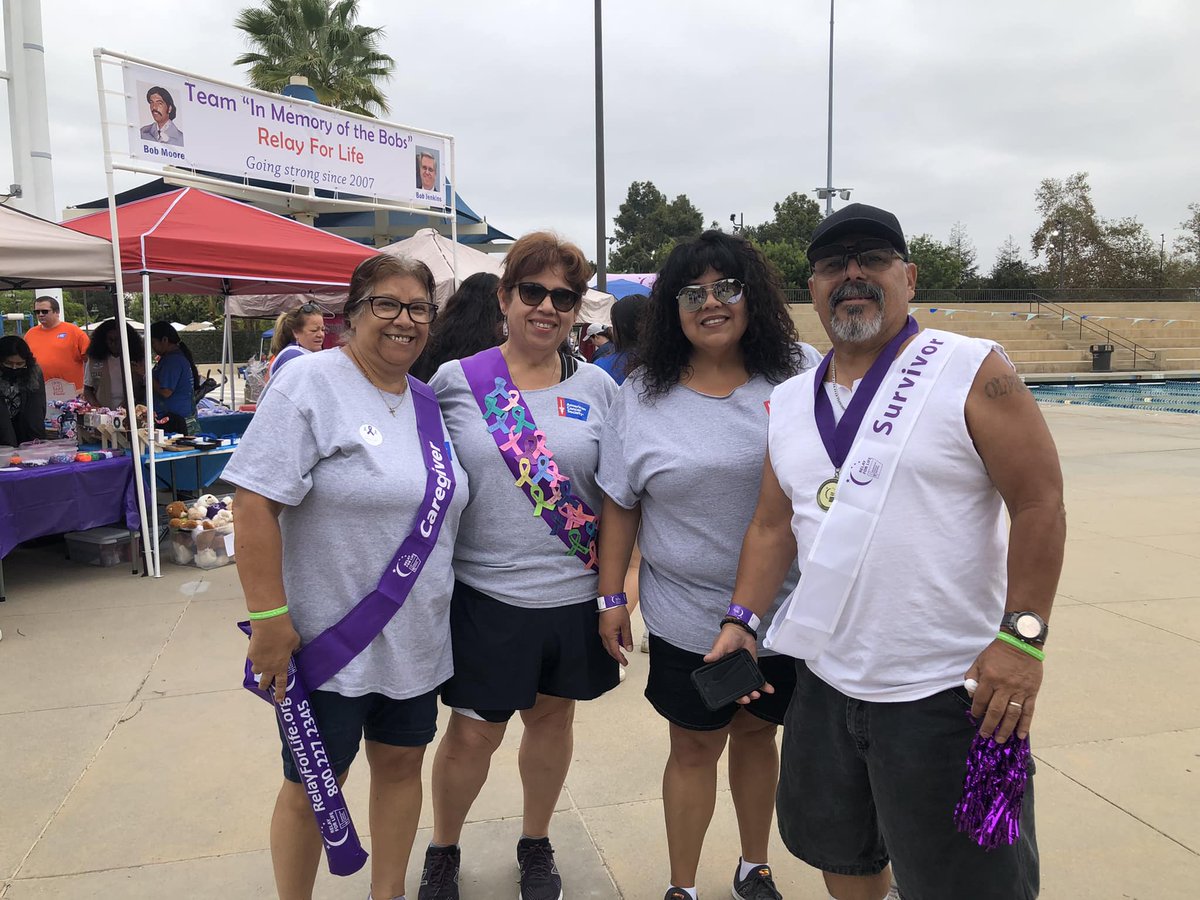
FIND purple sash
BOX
[237,377,455,876]
[459,347,599,570]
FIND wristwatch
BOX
[1001,611,1049,645]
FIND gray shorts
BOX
[776,662,1039,899]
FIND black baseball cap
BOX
[807,203,908,261]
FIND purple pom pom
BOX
[954,717,1031,850]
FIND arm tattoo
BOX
[983,374,1030,400]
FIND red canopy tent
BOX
[64,187,379,576]
[64,187,376,294]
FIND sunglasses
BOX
[365,296,437,325]
[298,303,322,314]
[34,309,52,315]
[516,282,581,313]
[676,277,744,312]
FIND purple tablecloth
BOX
[0,457,140,558]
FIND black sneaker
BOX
[417,844,460,900]
[732,861,782,900]
[664,890,692,900]
[516,836,563,900]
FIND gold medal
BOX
[817,474,839,511]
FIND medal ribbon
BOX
[812,315,919,470]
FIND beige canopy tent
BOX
[228,228,617,325]
[0,204,115,289]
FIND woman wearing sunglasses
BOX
[596,231,819,900]
[225,255,468,900]
[267,303,327,379]
[420,232,619,900]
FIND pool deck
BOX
[1,404,1198,899]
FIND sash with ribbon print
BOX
[765,323,966,660]
[459,347,599,571]
[237,377,455,876]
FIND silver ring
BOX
[1008,701,1023,709]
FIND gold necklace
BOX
[828,358,847,412]
[348,347,407,416]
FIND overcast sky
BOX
[3,0,1198,270]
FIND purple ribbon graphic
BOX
[460,348,599,570]
[237,378,455,876]
[812,315,919,470]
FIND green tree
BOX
[745,192,822,247]
[1176,202,1200,259]
[908,234,965,290]
[759,241,810,286]
[986,236,1040,291]
[608,181,704,273]
[234,0,394,116]
[947,222,979,286]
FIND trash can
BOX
[1090,344,1114,372]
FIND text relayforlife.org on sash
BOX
[237,377,455,876]
[765,329,967,660]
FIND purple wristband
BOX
[597,592,628,611]
[725,603,762,632]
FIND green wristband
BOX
[248,605,289,621]
[996,630,1045,661]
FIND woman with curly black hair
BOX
[595,230,819,900]
[409,272,504,382]
[83,319,145,410]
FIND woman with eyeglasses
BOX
[596,231,819,900]
[267,304,327,379]
[223,255,468,900]
[0,335,47,446]
[419,232,619,900]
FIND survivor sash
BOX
[237,377,455,876]
[765,326,966,660]
[459,347,599,571]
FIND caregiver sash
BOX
[237,377,455,876]
[459,347,599,571]
[765,329,967,660]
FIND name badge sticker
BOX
[556,397,590,421]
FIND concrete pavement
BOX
[2,403,1198,898]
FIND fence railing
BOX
[781,287,1200,305]
[1027,294,1157,369]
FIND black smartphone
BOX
[690,648,766,711]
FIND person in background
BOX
[594,293,647,386]
[267,305,327,380]
[0,335,47,446]
[597,231,818,900]
[148,322,199,434]
[585,322,616,361]
[83,319,145,410]
[409,272,503,382]
[224,254,467,900]
[24,296,90,392]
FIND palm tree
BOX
[234,0,394,117]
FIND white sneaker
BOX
[618,665,627,682]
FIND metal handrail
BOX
[1027,294,1157,369]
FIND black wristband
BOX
[719,616,757,641]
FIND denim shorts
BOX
[776,663,1039,899]
[277,688,438,783]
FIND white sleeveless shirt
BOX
[768,332,1008,702]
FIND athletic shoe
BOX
[417,844,460,900]
[664,890,692,900]
[732,861,782,900]
[517,836,563,900]
[619,664,627,682]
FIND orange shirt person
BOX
[24,296,90,391]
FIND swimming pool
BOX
[1030,381,1200,414]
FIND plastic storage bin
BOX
[65,527,135,567]
[168,524,236,569]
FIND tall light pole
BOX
[813,0,851,216]
[594,0,607,291]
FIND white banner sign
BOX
[122,61,449,208]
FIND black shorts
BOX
[278,688,439,783]
[776,663,1039,899]
[645,634,796,731]
[439,580,619,722]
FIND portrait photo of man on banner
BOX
[138,83,185,147]
[415,147,439,192]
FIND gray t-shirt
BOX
[598,370,812,655]
[222,349,468,699]
[429,357,618,608]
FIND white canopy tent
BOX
[0,203,115,290]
